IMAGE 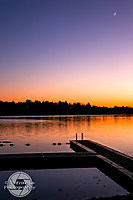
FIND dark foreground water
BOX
[0,168,129,199]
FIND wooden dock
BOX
[70,139,133,194]
[0,152,97,171]
[1,138,133,193]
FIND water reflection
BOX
[0,168,129,200]
[0,115,133,155]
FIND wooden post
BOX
[76,133,77,141]
[81,133,83,140]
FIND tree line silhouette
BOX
[0,100,133,116]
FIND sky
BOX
[0,0,133,107]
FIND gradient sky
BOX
[0,0,133,107]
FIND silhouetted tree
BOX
[0,100,133,116]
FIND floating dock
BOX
[0,152,97,171]
[70,139,133,194]
[0,137,133,193]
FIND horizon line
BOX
[0,99,133,109]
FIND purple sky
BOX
[0,0,133,106]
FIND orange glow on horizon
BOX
[0,97,133,108]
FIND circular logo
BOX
[5,171,35,197]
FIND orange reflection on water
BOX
[0,115,133,155]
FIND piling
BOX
[76,133,77,141]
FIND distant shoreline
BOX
[0,100,133,116]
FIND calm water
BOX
[0,115,133,155]
[0,168,129,200]
[0,115,132,199]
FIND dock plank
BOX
[0,152,96,171]
[75,140,133,172]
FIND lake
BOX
[0,115,133,155]
[0,115,133,199]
